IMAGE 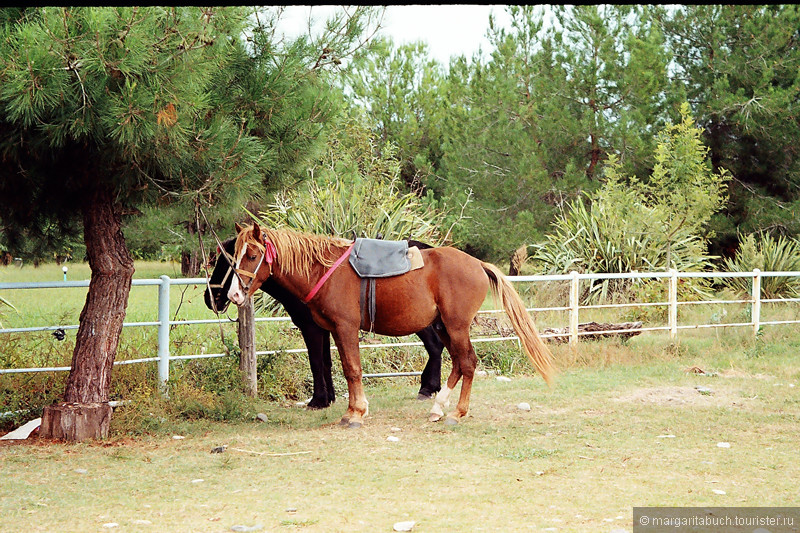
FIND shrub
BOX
[722,233,800,298]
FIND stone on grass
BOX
[256,413,268,423]
[387,436,400,442]
[393,521,415,532]
[231,525,263,532]
[496,376,512,382]
[517,402,531,411]
[717,442,731,448]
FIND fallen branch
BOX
[543,321,643,344]
[228,447,311,457]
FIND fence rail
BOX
[2,269,800,387]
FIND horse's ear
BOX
[235,222,243,234]
[252,222,262,241]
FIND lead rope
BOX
[196,206,238,356]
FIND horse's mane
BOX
[236,225,352,280]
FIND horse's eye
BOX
[248,254,257,261]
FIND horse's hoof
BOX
[348,421,363,429]
[428,413,442,423]
[417,393,433,401]
[444,417,459,426]
[306,401,329,410]
[339,417,350,426]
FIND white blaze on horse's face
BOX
[227,244,248,306]
[228,272,245,306]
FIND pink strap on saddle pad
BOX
[302,243,355,304]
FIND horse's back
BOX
[421,246,490,299]
[370,246,488,336]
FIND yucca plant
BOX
[530,194,714,303]
[722,233,800,298]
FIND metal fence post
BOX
[669,269,678,341]
[569,270,579,347]
[752,268,761,337]
[158,275,171,394]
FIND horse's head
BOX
[228,222,277,306]
[203,238,236,313]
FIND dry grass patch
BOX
[6,345,799,532]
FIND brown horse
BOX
[227,223,554,428]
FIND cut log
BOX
[40,402,112,441]
[542,321,643,343]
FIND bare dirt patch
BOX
[611,385,749,408]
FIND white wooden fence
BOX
[2,269,799,388]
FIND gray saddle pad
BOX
[349,238,410,278]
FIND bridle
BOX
[206,244,238,292]
[233,237,277,295]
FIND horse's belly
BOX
[371,274,438,336]
[373,304,438,336]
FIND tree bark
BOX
[40,187,134,441]
[237,296,257,397]
[180,249,201,277]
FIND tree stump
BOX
[508,245,528,276]
[40,402,112,441]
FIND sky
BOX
[276,5,514,64]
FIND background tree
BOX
[0,6,372,439]
[346,38,447,194]
[657,5,800,253]
[396,5,672,261]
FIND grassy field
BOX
[2,262,800,532]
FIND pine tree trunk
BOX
[180,249,201,277]
[40,187,134,441]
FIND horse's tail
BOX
[482,262,555,386]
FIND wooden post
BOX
[752,268,761,337]
[237,296,257,397]
[669,269,678,341]
[569,271,580,347]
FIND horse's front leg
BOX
[332,328,369,428]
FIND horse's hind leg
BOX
[448,340,478,425]
[428,327,477,425]
[332,328,369,428]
